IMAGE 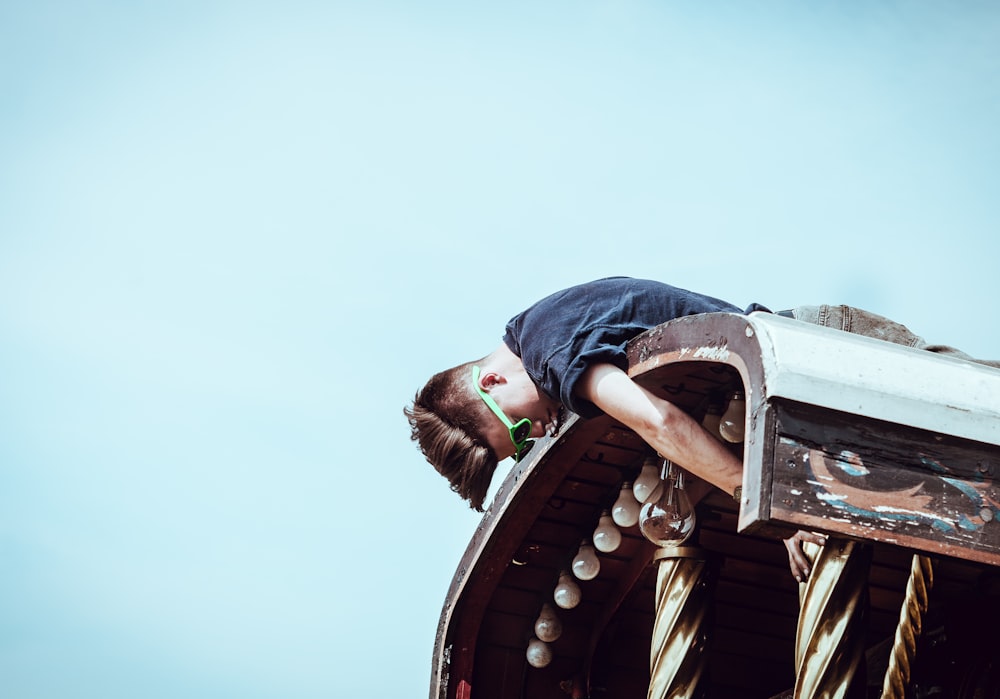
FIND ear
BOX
[479,371,506,390]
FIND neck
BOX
[483,343,524,375]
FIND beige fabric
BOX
[791,304,1000,369]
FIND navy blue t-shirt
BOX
[502,277,765,418]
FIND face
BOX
[478,368,563,461]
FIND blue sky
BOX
[2,2,999,698]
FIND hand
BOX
[783,530,827,583]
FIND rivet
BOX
[981,507,994,523]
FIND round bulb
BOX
[701,401,724,441]
[553,570,581,609]
[571,539,601,580]
[719,391,746,443]
[534,603,562,642]
[611,481,641,527]
[633,455,662,503]
[639,461,696,546]
[592,510,622,553]
[526,637,552,668]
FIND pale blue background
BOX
[2,2,998,698]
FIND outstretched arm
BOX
[576,362,743,496]
[577,362,825,581]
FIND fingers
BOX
[783,537,811,583]
[783,530,828,583]
[795,530,827,547]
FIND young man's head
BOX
[404,359,497,511]
[405,348,562,511]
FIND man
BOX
[405,277,762,511]
[405,276,997,580]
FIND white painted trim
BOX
[747,312,1000,446]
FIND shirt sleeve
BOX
[541,325,632,419]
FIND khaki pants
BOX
[790,304,1000,370]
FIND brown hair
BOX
[404,361,498,511]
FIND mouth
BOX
[545,407,566,438]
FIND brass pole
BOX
[880,554,934,699]
[794,538,872,699]
[647,546,712,699]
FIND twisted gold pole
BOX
[880,554,934,699]
[647,547,712,699]
[794,538,872,699]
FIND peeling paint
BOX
[834,451,869,476]
[818,492,848,503]
[692,344,730,361]
[872,504,956,523]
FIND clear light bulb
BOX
[719,390,746,443]
[701,400,724,441]
[592,509,622,553]
[611,481,640,527]
[633,455,662,503]
[639,460,696,546]
[526,637,552,668]
[553,570,581,609]
[534,603,562,642]
[571,539,601,580]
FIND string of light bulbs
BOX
[525,389,745,669]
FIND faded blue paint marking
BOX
[942,477,983,506]
[816,497,958,532]
[957,515,978,532]
[835,463,869,477]
[921,456,949,474]
[833,451,869,477]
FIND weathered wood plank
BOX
[768,401,1000,566]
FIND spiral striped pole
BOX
[794,538,872,699]
[880,554,934,699]
[647,547,712,699]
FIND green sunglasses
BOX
[471,365,535,462]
